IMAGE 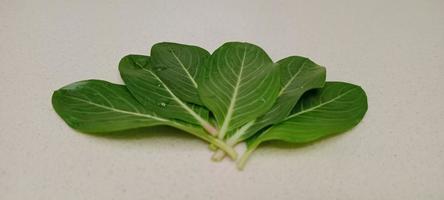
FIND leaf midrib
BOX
[218,45,247,139]
[285,88,357,120]
[130,57,209,125]
[139,67,210,128]
[65,96,168,122]
[171,50,199,88]
[278,58,308,96]
[226,59,307,142]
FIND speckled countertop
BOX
[1,1,443,199]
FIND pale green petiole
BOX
[236,140,261,170]
[211,121,254,161]
[168,122,237,160]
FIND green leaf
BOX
[119,55,217,135]
[237,82,368,169]
[199,42,280,139]
[227,56,326,144]
[151,42,210,105]
[52,80,166,132]
[52,80,237,159]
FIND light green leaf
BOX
[151,42,210,105]
[199,42,280,139]
[228,56,326,143]
[119,55,217,135]
[52,80,236,159]
[237,82,368,169]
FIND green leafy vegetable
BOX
[51,41,368,170]
[211,56,326,161]
[52,80,166,132]
[52,80,237,159]
[119,54,217,135]
[237,82,368,169]
[151,42,210,105]
[235,56,326,141]
[199,42,280,140]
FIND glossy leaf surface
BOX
[119,55,217,135]
[151,42,210,105]
[228,56,326,143]
[199,42,280,139]
[52,80,167,132]
[52,80,236,158]
[238,82,368,169]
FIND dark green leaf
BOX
[52,80,166,132]
[199,42,280,139]
[52,80,236,159]
[228,56,326,143]
[237,82,368,169]
[119,55,217,135]
[151,42,210,105]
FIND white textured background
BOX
[1,0,443,199]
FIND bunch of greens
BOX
[52,42,367,169]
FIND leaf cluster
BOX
[52,42,367,169]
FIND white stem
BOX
[211,149,226,161]
[211,121,254,161]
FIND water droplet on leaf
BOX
[156,67,167,72]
